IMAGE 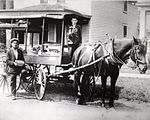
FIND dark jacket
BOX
[6,48,25,74]
[67,25,82,45]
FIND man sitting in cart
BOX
[6,38,25,100]
[67,16,82,60]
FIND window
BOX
[40,0,48,3]
[47,22,61,43]
[124,1,127,13]
[123,25,127,38]
[18,31,24,44]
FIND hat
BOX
[10,38,19,43]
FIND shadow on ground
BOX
[17,81,123,103]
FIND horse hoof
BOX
[101,102,105,107]
[101,103,105,107]
[76,98,81,105]
[76,98,86,105]
[109,104,114,108]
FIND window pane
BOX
[123,26,127,37]
[48,24,55,43]
[124,1,127,12]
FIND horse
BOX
[72,37,147,107]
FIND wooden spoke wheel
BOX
[21,74,34,93]
[34,67,47,100]
[20,64,36,92]
[0,73,9,94]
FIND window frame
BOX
[123,1,127,14]
[123,25,128,38]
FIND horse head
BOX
[130,37,147,74]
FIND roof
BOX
[17,3,65,11]
[0,4,91,20]
[136,2,150,7]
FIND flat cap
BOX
[10,38,19,43]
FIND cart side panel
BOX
[24,55,61,65]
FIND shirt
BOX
[12,48,18,60]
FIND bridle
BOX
[106,42,147,69]
[130,44,147,67]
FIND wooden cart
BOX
[0,8,92,100]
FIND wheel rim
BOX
[34,68,46,100]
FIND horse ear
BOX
[133,36,139,45]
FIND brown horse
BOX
[72,37,147,107]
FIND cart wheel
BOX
[0,73,9,94]
[0,74,21,94]
[21,74,34,93]
[34,67,47,100]
[21,64,36,92]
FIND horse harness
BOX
[75,40,146,76]
[130,44,147,67]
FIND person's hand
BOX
[13,62,17,66]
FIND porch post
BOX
[41,17,45,50]
[60,20,65,63]
[139,8,146,39]
[25,18,28,52]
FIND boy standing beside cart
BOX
[6,38,25,100]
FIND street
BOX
[0,91,150,120]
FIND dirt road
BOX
[0,91,150,120]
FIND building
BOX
[0,0,143,50]
[90,0,138,43]
[136,1,150,39]
[136,1,150,64]
[0,0,91,53]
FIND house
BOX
[90,0,138,43]
[0,0,144,49]
[0,0,91,53]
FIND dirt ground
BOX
[0,90,150,120]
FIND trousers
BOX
[9,73,17,96]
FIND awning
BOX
[0,23,27,28]
[0,14,64,19]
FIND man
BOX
[67,17,82,59]
[6,38,25,100]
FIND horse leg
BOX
[109,76,118,108]
[101,76,107,107]
[74,71,85,105]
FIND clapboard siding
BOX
[127,3,139,38]
[82,23,90,43]
[90,1,138,43]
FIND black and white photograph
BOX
[0,0,150,120]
